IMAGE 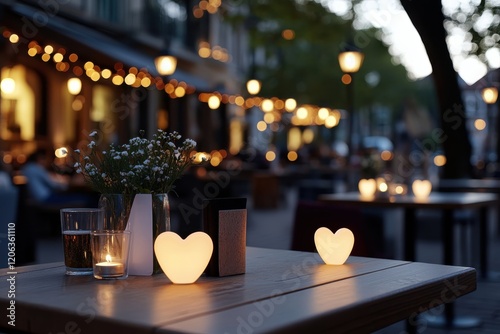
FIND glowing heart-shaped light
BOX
[412,179,432,199]
[314,227,354,265]
[154,231,213,284]
[358,178,377,198]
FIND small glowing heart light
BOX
[314,227,354,265]
[358,178,377,198]
[154,231,213,284]
[412,179,432,199]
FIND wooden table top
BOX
[318,191,498,210]
[0,248,476,334]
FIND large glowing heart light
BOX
[358,178,377,198]
[412,179,432,199]
[154,231,213,284]
[314,227,354,265]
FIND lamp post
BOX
[338,43,364,162]
[481,85,499,171]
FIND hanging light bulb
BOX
[155,55,177,76]
[246,79,261,95]
[0,77,15,95]
[208,95,221,109]
[67,77,82,95]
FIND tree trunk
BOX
[401,0,473,178]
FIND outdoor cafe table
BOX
[318,191,497,328]
[0,247,476,334]
[318,192,498,277]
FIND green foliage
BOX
[444,1,500,62]
[223,0,433,111]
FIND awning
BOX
[4,2,212,91]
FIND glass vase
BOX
[98,193,170,274]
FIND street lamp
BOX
[338,43,364,161]
[481,85,499,170]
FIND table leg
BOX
[425,209,481,329]
[404,208,416,262]
[479,206,488,279]
[404,208,418,334]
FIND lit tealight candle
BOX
[95,254,124,278]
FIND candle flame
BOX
[106,254,112,262]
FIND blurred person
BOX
[0,162,13,190]
[21,149,93,207]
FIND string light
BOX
[2,26,343,129]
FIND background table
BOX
[318,191,497,328]
[0,248,476,334]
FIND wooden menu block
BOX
[203,198,247,277]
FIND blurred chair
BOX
[0,187,19,268]
[290,200,386,258]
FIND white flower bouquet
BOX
[73,129,197,195]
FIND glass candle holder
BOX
[91,230,131,279]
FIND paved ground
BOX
[33,187,500,333]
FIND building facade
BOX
[0,0,249,169]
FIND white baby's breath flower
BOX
[74,149,80,154]
[89,131,98,137]
[88,141,96,148]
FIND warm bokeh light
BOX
[282,29,295,40]
[155,55,177,75]
[246,79,261,95]
[112,75,124,85]
[53,53,64,62]
[296,107,308,120]
[474,119,487,131]
[256,121,267,131]
[208,95,221,109]
[378,181,388,193]
[434,154,446,167]
[9,34,19,43]
[285,98,297,111]
[380,150,393,161]
[302,128,314,144]
[265,151,276,162]
[338,50,364,73]
[325,115,338,128]
[101,69,112,79]
[341,73,352,85]
[261,99,274,112]
[481,87,498,104]
[67,78,82,95]
[318,108,329,120]
[174,86,186,97]
[287,151,298,161]
[0,78,16,94]
[44,45,54,54]
[263,113,275,124]
[288,127,302,151]
[55,147,68,158]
